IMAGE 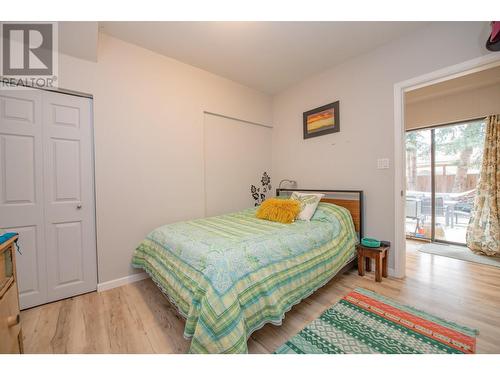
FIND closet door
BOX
[42,92,97,303]
[204,113,272,216]
[1,88,96,308]
[0,87,48,308]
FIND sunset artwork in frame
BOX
[303,101,340,139]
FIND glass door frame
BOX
[430,128,436,242]
[406,116,485,247]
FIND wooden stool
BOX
[356,243,390,282]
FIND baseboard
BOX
[97,272,150,292]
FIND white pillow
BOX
[290,192,325,221]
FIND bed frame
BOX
[275,188,364,239]
[152,188,364,345]
[276,188,363,275]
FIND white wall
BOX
[271,22,492,270]
[56,33,272,283]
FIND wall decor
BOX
[303,101,340,139]
[251,172,271,206]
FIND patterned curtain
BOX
[466,115,500,256]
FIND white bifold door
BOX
[0,87,97,309]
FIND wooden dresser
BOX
[0,235,23,353]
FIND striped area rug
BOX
[275,288,478,354]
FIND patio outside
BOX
[405,120,485,244]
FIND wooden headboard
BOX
[276,189,363,238]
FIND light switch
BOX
[377,158,390,169]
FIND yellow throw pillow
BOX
[256,198,301,224]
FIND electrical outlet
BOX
[377,158,390,169]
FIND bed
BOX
[131,189,363,353]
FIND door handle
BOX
[77,203,82,209]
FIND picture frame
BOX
[303,100,340,139]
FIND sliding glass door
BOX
[405,129,431,240]
[405,119,485,245]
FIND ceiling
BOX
[406,64,500,103]
[59,22,98,62]
[100,22,426,94]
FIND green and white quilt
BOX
[131,202,357,353]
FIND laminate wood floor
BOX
[20,241,500,353]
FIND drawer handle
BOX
[7,314,20,327]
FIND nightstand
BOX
[0,234,23,353]
[356,242,390,282]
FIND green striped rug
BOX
[275,288,478,354]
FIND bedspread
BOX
[131,202,357,353]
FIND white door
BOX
[42,91,97,304]
[0,87,97,309]
[204,113,272,216]
[0,87,48,308]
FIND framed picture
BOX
[303,101,340,139]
